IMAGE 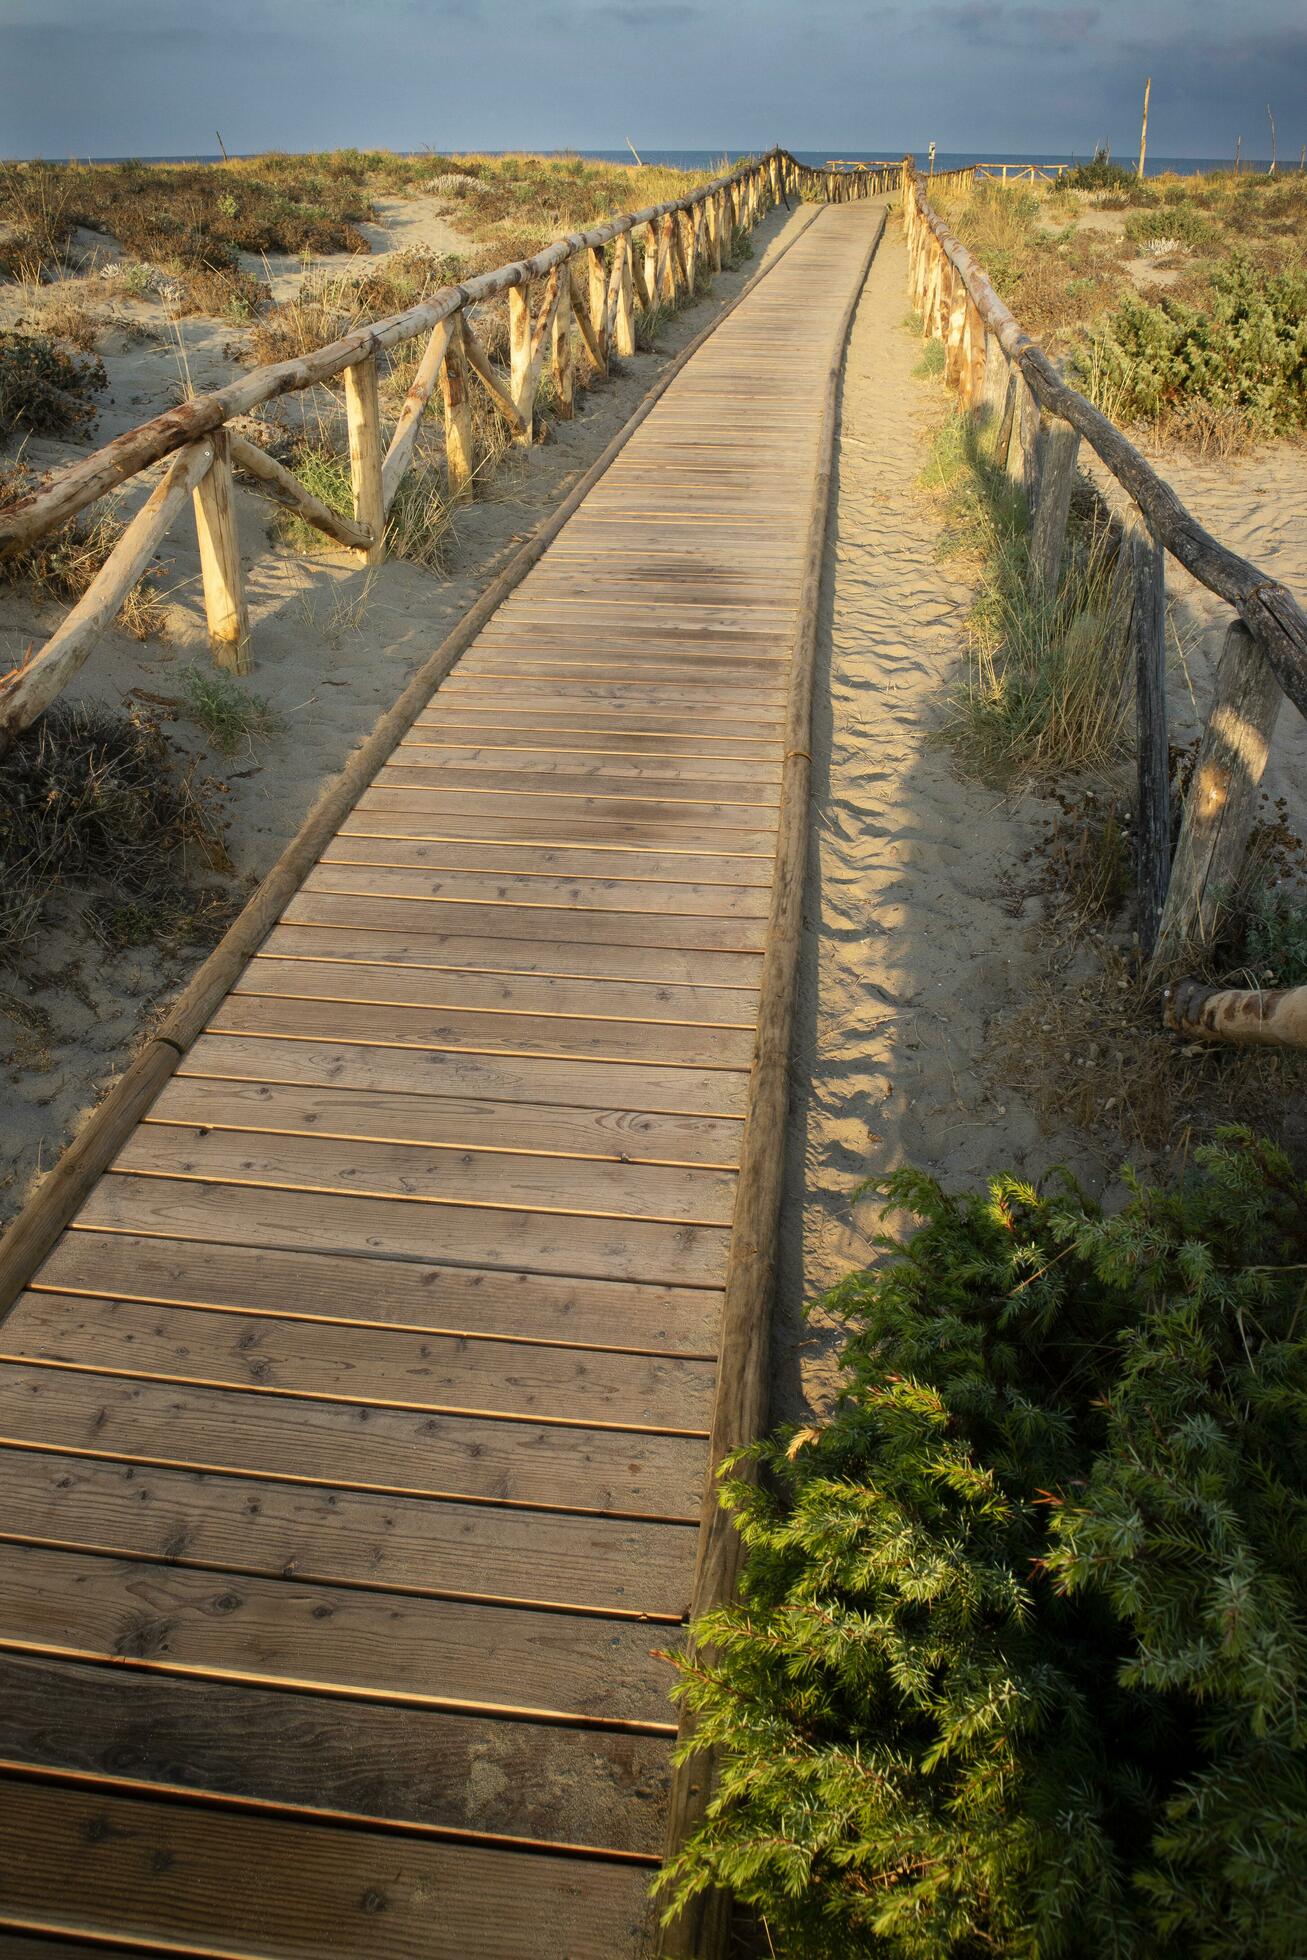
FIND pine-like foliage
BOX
[659,1133,1307,1957]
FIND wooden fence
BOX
[974,161,1072,182]
[0,146,847,748]
[903,164,1307,1012]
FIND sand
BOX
[0,197,810,1226]
[773,217,1307,1425]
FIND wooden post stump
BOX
[192,427,250,673]
[343,352,385,565]
[1150,621,1283,979]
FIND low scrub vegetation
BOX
[0,701,230,962]
[662,1134,1307,1958]
[180,666,281,756]
[932,169,1307,449]
[0,331,105,437]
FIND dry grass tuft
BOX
[922,413,1131,782]
[0,700,232,964]
[0,460,166,641]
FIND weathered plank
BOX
[0,1652,671,1854]
[32,1234,723,1355]
[0,1446,696,1614]
[0,1366,707,1517]
[0,1776,658,1958]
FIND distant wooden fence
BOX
[974,161,1072,183]
[0,146,853,749]
[903,163,1307,1002]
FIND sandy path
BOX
[774,218,1102,1423]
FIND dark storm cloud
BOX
[0,0,1303,160]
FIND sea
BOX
[53,149,1271,178]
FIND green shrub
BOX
[1064,147,1136,192]
[661,1135,1307,1957]
[1242,884,1307,987]
[1081,255,1307,437]
[0,330,105,436]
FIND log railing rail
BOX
[902,163,1307,1006]
[0,146,856,748]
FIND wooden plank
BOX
[344,801,777,855]
[0,1446,696,1615]
[32,1233,722,1356]
[2,1294,717,1431]
[393,741,781,786]
[278,894,768,956]
[0,1775,657,1958]
[405,720,782,756]
[258,920,764,986]
[191,1021,750,1116]
[374,765,780,809]
[0,1544,672,1726]
[303,862,772,919]
[235,956,759,1026]
[409,707,784,741]
[177,1031,752,1121]
[157,1067,743,1172]
[78,1176,732,1288]
[207,993,754,1074]
[0,1652,670,1855]
[110,1125,739,1229]
[321,836,774,887]
[0,1366,707,1519]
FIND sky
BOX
[2,0,1304,162]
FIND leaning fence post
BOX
[551,269,574,419]
[343,351,385,565]
[587,245,609,365]
[1029,413,1079,592]
[1129,522,1170,956]
[440,315,475,498]
[614,235,636,356]
[508,285,534,443]
[1150,620,1283,980]
[191,427,251,673]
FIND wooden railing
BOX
[903,164,1307,1004]
[0,146,846,749]
[974,161,1072,183]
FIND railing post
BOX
[343,351,385,565]
[658,212,678,302]
[614,234,636,356]
[551,266,574,419]
[440,315,475,499]
[1129,523,1170,956]
[1151,620,1283,978]
[720,187,734,261]
[508,284,534,443]
[1029,413,1079,591]
[706,191,721,272]
[587,245,608,367]
[644,220,659,313]
[191,427,251,674]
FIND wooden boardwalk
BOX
[0,203,880,1959]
